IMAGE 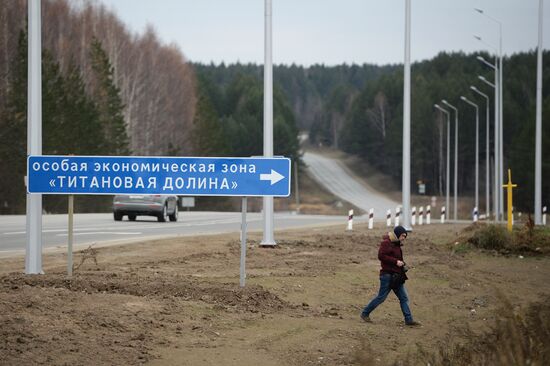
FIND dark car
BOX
[113,195,178,222]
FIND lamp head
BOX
[460,96,467,101]
[474,8,484,14]
[476,55,485,61]
[478,75,486,81]
[442,99,448,105]
[474,35,482,41]
[470,86,477,91]
[434,104,440,108]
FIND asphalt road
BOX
[303,151,399,215]
[0,212,367,254]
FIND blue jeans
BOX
[361,273,413,323]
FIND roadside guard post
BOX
[395,206,401,226]
[347,209,353,231]
[368,209,374,229]
[502,169,517,232]
[27,155,291,286]
[426,205,431,225]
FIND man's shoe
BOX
[360,314,372,323]
[405,320,422,326]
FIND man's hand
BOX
[396,260,404,267]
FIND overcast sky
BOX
[98,0,549,66]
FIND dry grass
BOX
[354,296,550,366]
[411,297,550,366]
[464,221,550,255]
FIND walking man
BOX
[360,225,421,326]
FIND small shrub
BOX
[468,225,511,250]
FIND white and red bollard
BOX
[386,209,392,227]
[543,206,547,226]
[347,209,353,231]
[368,208,374,230]
[441,206,446,224]
[426,205,431,225]
[473,206,479,223]
[411,206,417,226]
[419,206,424,226]
[395,206,401,226]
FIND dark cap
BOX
[394,225,408,238]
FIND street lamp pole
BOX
[261,0,276,246]
[534,0,544,225]
[475,8,504,221]
[471,86,491,219]
[402,0,412,230]
[435,104,451,217]
[442,100,458,221]
[461,96,480,219]
[478,73,498,221]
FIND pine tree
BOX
[0,30,27,213]
[192,81,230,156]
[89,37,129,155]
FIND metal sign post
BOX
[240,197,248,287]
[67,195,74,276]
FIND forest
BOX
[0,0,548,214]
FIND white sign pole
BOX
[25,0,43,274]
[240,197,248,287]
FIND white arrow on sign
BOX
[260,170,285,185]
[49,179,55,187]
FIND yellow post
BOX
[502,169,517,232]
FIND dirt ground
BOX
[1,222,549,365]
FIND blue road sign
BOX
[27,156,291,197]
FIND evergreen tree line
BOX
[338,51,550,213]
[197,51,549,212]
[0,0,196,158]
[0,0,196,214]
[0,30,129,214]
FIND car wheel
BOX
[114,212,123,221]
[169,204,178,222]
[158,204,168,222]
[128,214,136,221]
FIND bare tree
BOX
[367,91,389,139]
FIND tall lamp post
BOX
[471,86,491,219]
[476,54,502,221]
[442,100,458,221]
[534,0,544,225]
[261,0,276,246]
[475,8,504,221]
[461,96,480,220]
[402,0,412,230]
[478,73,499,220]
[435,104,451,218]
[26,0,43,274]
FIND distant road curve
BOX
[303,151,399,216]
